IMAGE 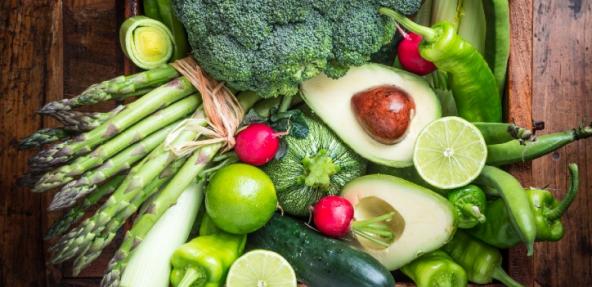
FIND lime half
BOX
[413,117,487,189]
[226,250,297,287]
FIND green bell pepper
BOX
[469,163,579,247]
[401,250,467,287]
[170,215,246,287]
[443,231,523,287]
[380,8,501,122]
[448,185,487,229]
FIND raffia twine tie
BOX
[164,57,244,157]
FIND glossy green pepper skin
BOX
[380,8,501,122]
[448,185,487,229]
[401,250,467,287]
[470,163,579,247]
[443,231,523,287]
[170,215,246,287]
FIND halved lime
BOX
[226,250,297,287]
[413,117,487,189]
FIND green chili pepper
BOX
[143,0,188,60]
[448,185,486,229]
[170,215,246,287]
[470,163,579,247]
[443,231,523,287]
[401,250,467,287]
[380,8,501,122]
[474,166,536,255]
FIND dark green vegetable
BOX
[401,250,468,287]
[444,231,523,287]
[143,0,162,21]
[470,163,579,247]
[143,0,188,60]
[448,185,486,229]
[474,166,536,255]
[248,214,395,287]
[483,0,510,93]
[262,115,366,216]
[172,0,421,98]
[380,8,501,122]
[487,123,592,166]
[474,122,537,145]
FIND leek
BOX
[459,0,487,55]
[120,181,204,287]
[120,16,175,70]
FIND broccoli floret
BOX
[173,0,421,98]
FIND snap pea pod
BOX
[470,163,579,247]
[474,122,537,145]
[444,231,523,287]
[487,123,592,166]
[474,166,536,255]
[380,8,501,122]
[483,0,511,93]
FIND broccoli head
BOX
[173,0,421,98]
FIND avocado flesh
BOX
[301,64,441,167]
[341,174,456,270]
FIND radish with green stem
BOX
[235,123,284,166]
[313,195,395,247]
[396,27,436,76]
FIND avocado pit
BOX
[351,85,415,145]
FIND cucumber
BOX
[248,214,395,287]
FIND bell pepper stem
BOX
[492,266,524,287]
[461,204,486,223]
[177,268,206,287]
[379,8,437,42]
[545,163,579,221]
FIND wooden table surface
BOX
[1,1,590,286]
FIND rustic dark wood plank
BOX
[0,1,57,286]
[531,0,592,286]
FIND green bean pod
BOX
[380,8,502,122]
[487,123,592,166]
[474,166,536,255]
[483,0,511,93]
[474,122,536,145]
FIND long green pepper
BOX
[470,164,579,248]
[380,8,501,122]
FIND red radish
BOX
[397,31,436,76]
[312,195,395,247]
[235,123,281,166]
[313,195,355,237]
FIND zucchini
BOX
[248,214,395,287]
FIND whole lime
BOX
[206,163,277,234]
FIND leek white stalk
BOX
[458,0,487,55]
[120,16,175,70]
[120,181,204,287]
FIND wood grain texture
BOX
[0,0,591,286]
[531,0,592,286]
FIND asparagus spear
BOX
[39,65,179,114]
[51,106,124,132]
[18,128,71,149]
[101,145,220,287]
[29,77,196,170]
[50,115,207,264]
[33,95,200,193]
[72,158,186,275]
[48,120,180,210]
[45,175,126,239]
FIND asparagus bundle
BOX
[21,58,259,286]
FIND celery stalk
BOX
[458,0,487,55]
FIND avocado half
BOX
[301,64,441,167]
[341,174,456,270]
